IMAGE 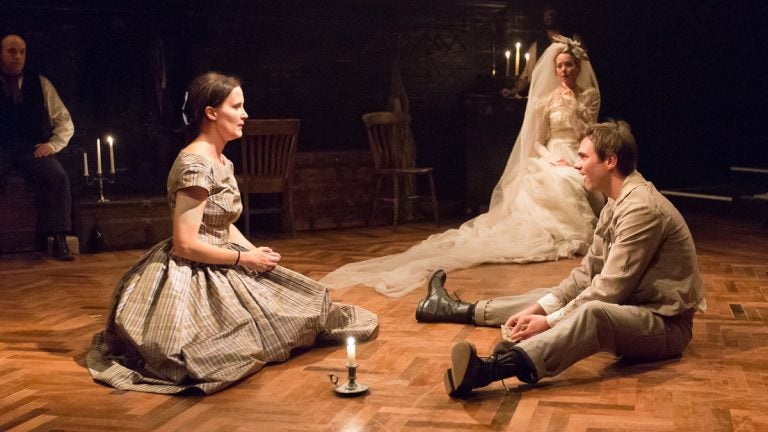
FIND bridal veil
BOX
[320,37,600,297]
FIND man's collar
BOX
[614,171,646,205]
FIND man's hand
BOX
[33,143,55,158]
[500,88,515,98]
[506,314,550,342]
[504,302,549,342]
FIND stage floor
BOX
[1,209,766,431]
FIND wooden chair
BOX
[238,119,300,238]
[363,111,439,229]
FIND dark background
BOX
[3,0,766,203]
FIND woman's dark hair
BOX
[182,72,241,133]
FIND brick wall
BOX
[4,2,542,234]
[293,150,376,231]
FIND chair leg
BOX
[428,172,439,227]
[369,176,383,227]
[392,173,399,230]
[243,192,251,239]
[284,190,296,238]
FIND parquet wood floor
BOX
[1,209,766,431]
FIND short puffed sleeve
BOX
[170,154,214,195]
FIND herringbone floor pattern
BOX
[1,210,766,431]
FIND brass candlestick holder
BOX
[328,363,369,396]
[85,172,115,203]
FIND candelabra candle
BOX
[108,136,115,174]
[492,41,496,75]
[96,138,102,175]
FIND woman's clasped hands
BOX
[242,246,281,272]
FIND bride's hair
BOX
[554,49,582,68]
[553,35,589,62]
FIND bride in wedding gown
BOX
[321,36,602,298]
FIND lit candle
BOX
[524,52,530,72]
[491,42,496,76]
[96,138,102,175]
[504,50,511,77]
[108,136,115,174]
[515,42,521,76]
[83,152,89,177]
[346,336,356,366]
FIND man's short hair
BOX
[585,120,638,176]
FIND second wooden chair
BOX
[363,111,439,229]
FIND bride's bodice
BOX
[549,105,580,141]
[541,87,600,161]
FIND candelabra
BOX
[328,363,369,396]
[85,172,115,203]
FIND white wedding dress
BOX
[321,37,602,297]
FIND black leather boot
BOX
[415,269,473,323]
[52,233,74,261]
[444,341,529,398]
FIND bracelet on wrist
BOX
[234,249,241,266]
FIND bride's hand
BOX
[559,80,574,97]
[548,157,571,167]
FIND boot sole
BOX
[443,368,456,395]
[446,342,474,397]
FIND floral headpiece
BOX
[552,35,589,61]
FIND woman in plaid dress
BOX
[86,72,378,394]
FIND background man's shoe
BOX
[52,234,74,261]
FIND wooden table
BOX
[464,94,526,214]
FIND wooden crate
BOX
[0,172,37,254]
[75,196,172,252]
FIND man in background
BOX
[0,34,75,260]
[502,4,575,97]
